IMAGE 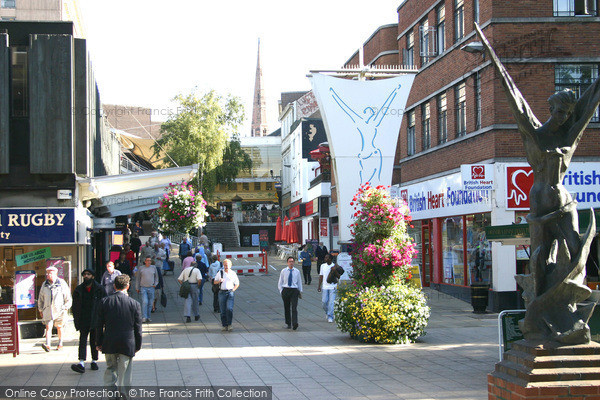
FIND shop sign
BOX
[305,199,318,216]
[0,208,75,244]
[506,162,600,210]
[93,218,116,229]
[14,271,36,309]
[15,247,51,267]
[259,230,269,251]
[397,172,492,220]
[461,164,494,191]
[320,218,328,237]
[0,304,18,357]
[289,204,305,220]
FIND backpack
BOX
[178,268,195,298]
[326,264,345,284]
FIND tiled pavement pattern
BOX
[1,256,499,399]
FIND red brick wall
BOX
[345,24,400,67]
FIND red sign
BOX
[305,201,313,216]
[506,166,534,210]
[471,165,486,179]
[320,218,328,237]
[400,189,408,204]
[0,304,19,357]
[290,205,300,219]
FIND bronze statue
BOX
[475,23,600,344]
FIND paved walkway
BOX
[1,257,499,399]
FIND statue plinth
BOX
[489,340,600,399]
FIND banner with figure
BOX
[310,73,415,242]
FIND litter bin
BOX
[471,283,489,314]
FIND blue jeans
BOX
[140,286,155,320]
[198,278,206,304]
[218,290,235,327]
[322,288,336,320]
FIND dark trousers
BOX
[302,265,312,284]
[281,287,300,327]
[212,282,220,312]
[218,290,235,327]
[78,326,98,361]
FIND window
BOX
[421,103,431,150]
[438,93,448,144]
[419,20,436,64]
[403,31,415,67]
[436,4,446,55]
[554,0,597,16]
[474,72,482,130]
[266,182,273,191]
[1,0,16,8]
[474,0,480,23]
[254,182,261,191]
[11,47,28,117]
[466,213,492,285]
[555,64,600,122]
[442,216,464,285]
[407,110,416,155]
[454,0,464,42]
[455,83,466,137]
[242,182,250,191]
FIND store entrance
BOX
[422,220,432,287]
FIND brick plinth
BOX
[488,340,600,399]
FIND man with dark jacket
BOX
[71,268,106,373]
[96,275,142,392]
[315,242,328,275]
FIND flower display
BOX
[335,284,430,344]
[156,182,208,234]
[334,183,430,344]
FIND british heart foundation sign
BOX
[506,166,534,210]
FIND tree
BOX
[153,89,246,196]
[202,135,253,196]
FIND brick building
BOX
[345,0,600,310]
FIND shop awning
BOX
[77,165,198,217]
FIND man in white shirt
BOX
[177,262,202,323]
[278,256,303,330]
[318,254,337,323]
[213,259,239,332]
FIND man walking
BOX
[101,261,121,296]
[71,268,105,373]
[299,246,312,285]
[135,257,158,323]
[38,266,72,351]
[318,254,338,323]
[213,259,239,332]
[96,275,142,395]
[278,256,303,330]
[179,237,192,263]
[315,242,328,274]
[177,261,202,323]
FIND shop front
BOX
[0,207,91,325]
[398,162,600,311]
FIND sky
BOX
[78,0,403,137]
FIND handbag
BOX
[160,289,167,307]
[178,269,194,298]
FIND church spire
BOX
[251,38,268,137]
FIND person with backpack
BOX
[177,261,202,323]
[208,255,223,313]
[318,253,340,323]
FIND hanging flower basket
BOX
[156,182,207,234]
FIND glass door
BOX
[422,220,432,286]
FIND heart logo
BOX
[471,165,485,179]
[507,166,534,209]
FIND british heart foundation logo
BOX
[471,165,485,180]
[507,166,534,209]
[400,189,408,204]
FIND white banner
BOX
[310,73,415,242]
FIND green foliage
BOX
[334,284,430,344]
[202,135,253,197]
[153,90,248,197]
